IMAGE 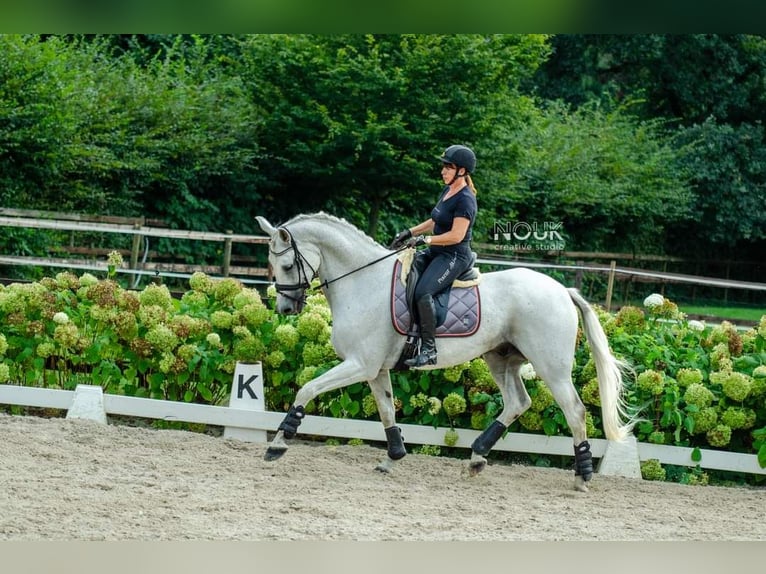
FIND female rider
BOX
[389,144,478,367]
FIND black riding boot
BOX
[405,294,437,367]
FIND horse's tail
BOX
[568,288,636,442]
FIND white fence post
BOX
[66,384,107,424]
[597,435,642,479]
[222,362,267,443]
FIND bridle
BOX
[269,227,318,306]
[270,226,408,306]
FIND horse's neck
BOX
[298,220,388,307]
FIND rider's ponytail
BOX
[466,174,477,195]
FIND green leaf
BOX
[691,447,702,463]
[196,382,213,402]
[758,444,766,469]
[470,392,491,405]
[542,418,558,436]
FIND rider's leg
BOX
[405,250,468,367]
[404,294,438,367]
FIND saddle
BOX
[390,250,482,338]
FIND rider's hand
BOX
[405,235,428,248]
[389,229,412,249]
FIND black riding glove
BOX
[389,229,412,249]
[405,235,428,248]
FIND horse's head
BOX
[256,216,319,315]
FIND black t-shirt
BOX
[430,185,477,246]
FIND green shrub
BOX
[3,262,766,485]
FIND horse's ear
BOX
[255,216,277,237]
[278,228,291,244]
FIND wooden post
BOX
[605,260,617,312]
[575,260,584,291]
[129,222,142,286]
[222,230,233,277]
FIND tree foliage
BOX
[509,101,693,253]
[0,34,763,271]
[236,34,550,239]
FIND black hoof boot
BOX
[384,426,407,460]
[279,405,305,439]
[574,440,594,482]
[471,420,508,456]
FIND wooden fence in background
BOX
[1,208,764,313]
[0,207,270,286]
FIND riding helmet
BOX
[439,144,476,173]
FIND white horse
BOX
[255,212,636,491]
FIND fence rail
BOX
[1,383,763,476]
[2,209,765,310]
[1,209,270,285]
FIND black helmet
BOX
[439,144,476,173]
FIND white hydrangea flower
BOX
[520,362,537,380]
[52,312,69,325]
[643,293,665,308]
[687,320,706,332]
[206,333,222,348]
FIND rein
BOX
[271,227,409,302]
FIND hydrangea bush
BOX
[575,293,766,477]
[2,262,765,483]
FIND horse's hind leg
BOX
[469,349,530,476]
[367,369,405,473]
[532,361,591,492]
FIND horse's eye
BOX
[282,263,294,272]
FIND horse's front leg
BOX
[366,369,405,473]
[264,358,375,461]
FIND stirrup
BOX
[404,349,437,367]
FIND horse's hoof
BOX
[468,460,486,477]
[574,476,589,493]
[375,458,395,473]
[263,447,287,461]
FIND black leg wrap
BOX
[471,420,507,456]
[574,440,594,481]
[384,426,407,460]
[278,405,305,439]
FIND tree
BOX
[236,34,551,240]
[671,119,766,256]
[509,100,693,254]
[532,34,766,127]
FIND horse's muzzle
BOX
[276,293,305,315]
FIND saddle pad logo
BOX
[390,260,481,338]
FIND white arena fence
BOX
[1,361,764,479]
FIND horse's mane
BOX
[283,212,383,249]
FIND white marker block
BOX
[597,435,642,479]
[223,362,267,443]
[66,384,107,424]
